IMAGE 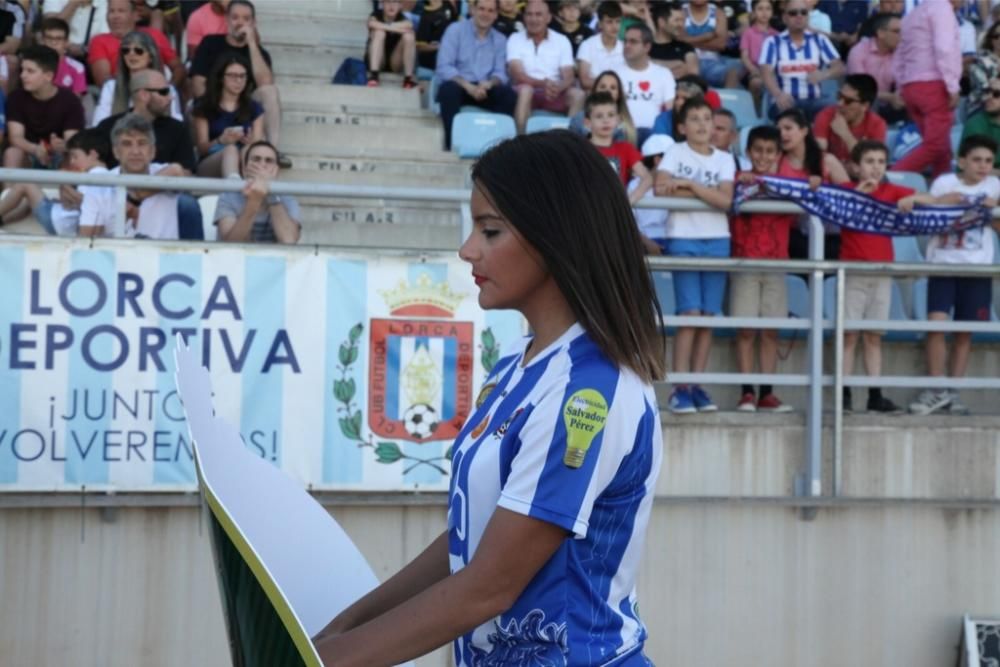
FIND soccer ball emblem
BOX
[403,403,439,440]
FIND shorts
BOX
[33,197,56,235]
[526,85,570,113]
[699,56,743,87]
[729,272,787,319]
[844,275,891,333]
[367,31,402,72]
[927,276,993,321]
[664,237,730,315]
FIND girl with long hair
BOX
[192,55,265,178]
[91,31,182,127]
[314,130,666,666]
[570,69,638,144]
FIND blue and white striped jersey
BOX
[448,322,663,667]
[758,30,840,101]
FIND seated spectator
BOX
[759,0,844,121]
[507,0,583,135]
[632,133,675,255]
[39,17,87,98]
[651,74,719,140]
[186,0,229,60]
[818,0,870,58]
[966,21,1000,119]
[88,0,182,88]
[729,125,795,412]
[846,12,904,124]
[493,0,523,36]
[191,1,286,166]
[550,0,593,58]
[576,0,624,90]
[649,1,698,80]
[813,74,886,169]
[434,0,517,150]
[961,78,1000,173]
[584,91,653,203]
[806,0,831,34]
[680,0,742,89]
[94,113,201,240]
[568,69,637,144]
[42,0,111,61]
[416,0,458,70]
[615,22,675,144]
[91,30,182,127]
[95,68,197,174]
[0,129,111,235]
[3,45,84,169]
[214,140,301,244]
[0,0,25,59]
[192,55,264,177]
[858,0,903,39]
[712,108,749,170]
[618,0,652,38]
[741,0,779,112]
[365,0,417,88]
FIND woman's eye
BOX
[482,228,499,239]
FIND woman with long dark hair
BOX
[91,30,182,127]
[314,130,665,666]
[192,55,265,178]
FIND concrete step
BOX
[281,121,443,153]
[262,16,366,47]
[270,44,363,80]
[282,107,440,131]
[298,198,462,227]
[255,0,370,21]
[279,82,423,111]
[280,154,469,189]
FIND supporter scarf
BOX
[733,176,992,236]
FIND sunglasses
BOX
[120,46,146,56]
[785,9,808,16]
[142,87,171,96]
[838,93,861,104]
[988,89,1000,98]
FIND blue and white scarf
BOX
[734,176,992,236]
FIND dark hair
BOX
[982,18,1000,51]
[678,96,712,125]
[471,131,666,382]
[192,54,257,125]
[67,128,111,165]
[651,1,681,23]
[713,108,737,124]
[625,22,653,45]
[39,16,70,37]
[228,0,256,18]
[751,0,774,9]
[19,44,59,74]
[597,0,622,20]
[871,11,900,35]
[850,139,888,164]
[776,107,823,177]
[585,91,617,117]
[676,73,710,93]
[240,139,279,176]
[843,74,877,105]
[958,134,999,158]
[747,124,781,152]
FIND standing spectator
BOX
[846,12,904,124]
[649,1,698,80]
[760,0,844,121]
[730,125,795,412]
[95,68,196,173]
[507,0,583,135]
[632,133,674,255]
[42,0,109,60]
[654,97,736,414]
[818,0,870,57]
[191,1,287,167]
[214,140,301,244]
[191,56,264,177]
[3,45,84,169]
[87,0,182,88]
[416,0,458,71]
[550,0,593,57]
[966,21,1000,119]
[650,74,719,139]
[891,0,963,178]
[576,0,624,90]
[435,0,517,150]
[961,78,1000,171]
[493,0,523,37]
[741,0,779,112]
[568,69,637,145]
[813,74,887,167]
[39,16,87,98]
[365,0,418,88]
[91,31,182,126]
[584,91,653,202]
[186,0,229,60]
[680,0,742,89]
[615,22,675,143]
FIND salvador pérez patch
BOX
[561,389,609,468]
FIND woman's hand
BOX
[220,126,245,145]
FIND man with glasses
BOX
[960,78,1000,174]
[759,0,844,121]
[847,12,904,124]
[813,74,886,166]
[213,140,301,244]
[38,16,87,98]
[615,23,675,145]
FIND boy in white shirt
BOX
[576,0,624,89]
[654,96,735,414]
[899,134,1000,415]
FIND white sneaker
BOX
[908,389,951,415]
[945,390,970,415]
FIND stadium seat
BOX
[892,236,924,263]
[885,170,927,193]
[427,76,440,114]
[951,124,963,155]
[652,270,676,320]
[199,195,219,242]
[451,112,516,158]
[526,115,571,133]
[716,88,760,127]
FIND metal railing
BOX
[2,168,998,503]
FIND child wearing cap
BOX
[632,133,675,254]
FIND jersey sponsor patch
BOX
[475,381,498,409]
[561,388,608,468]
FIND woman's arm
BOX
[824,153,850,185]
[194,116,212,156]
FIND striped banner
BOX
[0,239,524,492]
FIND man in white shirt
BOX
[507,0,583,133]
[615,23,675,144]
[575,0,624,90]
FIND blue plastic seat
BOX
[526,115,570,133]
[451,112,516,158]
[716,88,761,128]
[892,236,924,263]
[951,124,963,155]
[885,170,927,193]
[652,270,676,317]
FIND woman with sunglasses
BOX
[568,70,637,144]
[968,22,1000,119]
[192,55,264,178]
[91,31,182,127]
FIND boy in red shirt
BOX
[841,140,911,413]
[585,91,652,204]
[729,125,795,412]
